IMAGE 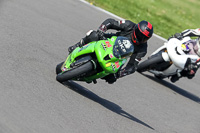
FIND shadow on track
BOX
[63,81,154,130]
[140,73,200,104]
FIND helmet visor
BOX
[134,25,150,43]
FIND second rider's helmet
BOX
[132,20,153,45]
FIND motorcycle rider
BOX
[169,28,200,82]
[68,18,153,84]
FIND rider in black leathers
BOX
[68,18,153,84]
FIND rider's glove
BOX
[97,24,107,40]
[98,24,107,32]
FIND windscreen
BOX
[113,36,134,58]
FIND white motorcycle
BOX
[137,37,199,80]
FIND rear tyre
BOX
[56,61,93,83]
[137,54,164,73]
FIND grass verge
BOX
[86,0,200,39]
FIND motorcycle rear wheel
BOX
[56,61,93,82]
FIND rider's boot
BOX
[68,39,85,53]
[170,75,180,83]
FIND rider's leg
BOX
[68,30,99,53]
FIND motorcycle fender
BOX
[72,42,96,59]
[62,43,96,70]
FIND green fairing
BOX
[61,36,133,82]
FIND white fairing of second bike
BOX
[151,44,167,56]
[167,38,198,69]
[149,37,199,77]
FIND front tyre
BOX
[56,61,64,74]
[154,74,164,79]
[56,61,93,83]
[137,54,164,73]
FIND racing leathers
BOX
[169,28,200,82]
[69,18,148,84]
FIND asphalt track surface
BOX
[1,0,200,133]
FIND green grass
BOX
[86,0,200,39]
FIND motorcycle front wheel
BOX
[56,61,64,74]
[137,53,164,73]
[56,61,93,83]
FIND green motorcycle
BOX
[56,36,134,84]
